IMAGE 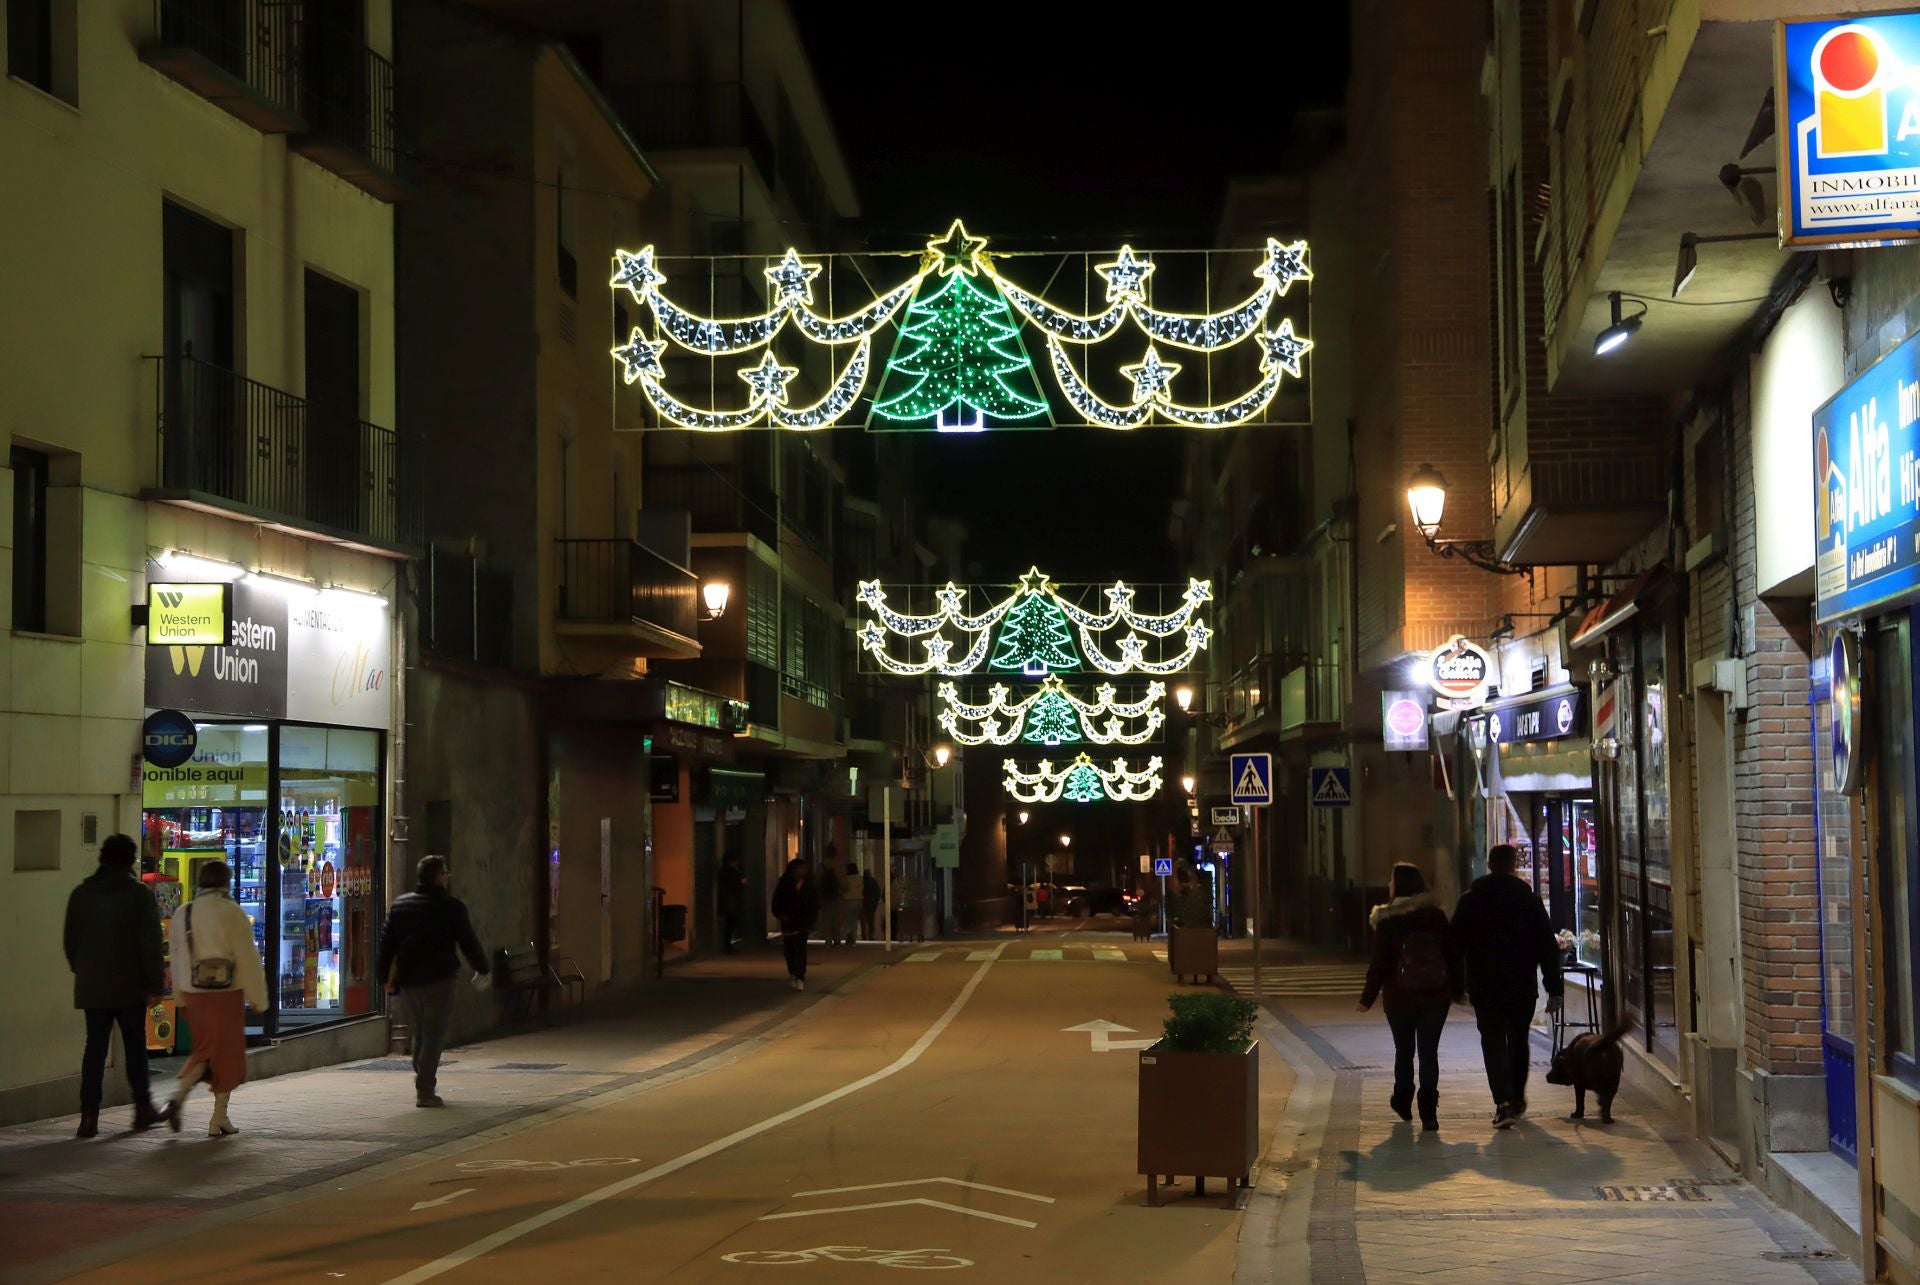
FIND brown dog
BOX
[1544,1029,1625,1124]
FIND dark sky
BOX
[791,3,1349,585]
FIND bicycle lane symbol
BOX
[721,1246,972,1270]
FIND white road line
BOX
[965,949,998,961]
[760,1197,1039,1229]
[907,951,942,962]
[792,1177,1054,1204]
[1029,949,1063,961]
[382,948,1005,1284]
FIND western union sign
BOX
[146,582,231,646]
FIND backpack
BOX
[1397,928,1450,993]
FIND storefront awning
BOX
[1569,568,1666,650]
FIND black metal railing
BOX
[554,538,698,640]
[607,82,776,187]
[152,0,302,120]
[303,22,397,180]
[150,354,421,549]
[643,466,778,547]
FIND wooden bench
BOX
[495,942,562,1022]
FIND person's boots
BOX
[74,1111,98,1139]
[166,1063,204,1133]
[132,1099,165,1131]
[207,1092,237,1137]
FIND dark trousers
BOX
[401,977,458,1099]
[719,911,740,951]
[80,1006,150,1112]
[782,930,809,979]
[1474,1000,1537,1108]
[1386,1004,1448,1115]
[862,905,878,939]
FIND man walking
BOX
[1452,843,1562,1128]
[63,834,166,1138]
[376,856,489,1107]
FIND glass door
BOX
[1812,639,1858,1163]
[275,725,383,1030]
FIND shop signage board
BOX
[1382,688,1429,751]
[1426,635,1493,707]
[141,709,197,768]
[1229,752,1273,806]
[1309,766,1351,808]
[1813,330,1920,623]
[1486,690,1585,747]
[145,582,231,646]
[1776,14,1920,249]
[933,823,961,869]
[1210,806,1239,827]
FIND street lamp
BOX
[1174,684,1194,712]
[1059,834,1072,848]
[1403,463,1532,581]
[1181,774,1196,795]
[700,581,731,621]
[932,743,952,769]
[1017,809,1029,825]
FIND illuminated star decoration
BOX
[610,330,667,385]
[925,219,989,276]
[763,248,822,306]
[935,582,967,615]
[1120,345,1181,404]
[1017,566,1055,595]
[1253,238,1312,294]
[611,246,666,296]
[738,350,798,404]
[1257,318,1313,378]
[1095,245,1155,302]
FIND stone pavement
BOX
[0,942,899,1283]
[1248,974,1852,1285]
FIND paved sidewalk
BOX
[1249,974,1850,1284]
[0,943,898,1282]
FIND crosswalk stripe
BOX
[967,949,998,961]
[907,951,942,962]
[1151,950,1168,961]
[1094,948,1127,961]
[1219,964,1371,998]
[1030,949,1063,961]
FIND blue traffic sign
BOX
[1309,766,1352,808]
[1229,753,1273,806]
[1153,857,1173,878]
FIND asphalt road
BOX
[65,941,1293,1283]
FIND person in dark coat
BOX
[716,849,747,953]
[861,866,882,940]
[64,833,167,1137]
[770,858,819,990]
[375,856,490,1107]
[1451,843,1563,1127]
[1357,863,1457,1131]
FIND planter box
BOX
[1168,926,1218,982]
[1137,1040,1259,1205]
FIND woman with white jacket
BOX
[164,860,268,1136]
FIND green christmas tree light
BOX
[990,592,1080,676]
[872,272,1048,430]
[1023,687,1082,746]
[1061,761,1106,803]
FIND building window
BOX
[7,0,76,104]
[746,557,779,669]
[10,445,48,633]
[12,808,60,871]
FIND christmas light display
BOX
[1002,753,1165,804]
[936,676,1166,747]
[608,223,1311,433]
[856,569,1210,677]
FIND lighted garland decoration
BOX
[856,568,1210,677]
[1003,754,1165,804]
[609,222,1311,432]
[936,676,1166,747]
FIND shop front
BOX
[141,563,393,1046]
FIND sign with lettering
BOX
[145,583,231,646]
[1382,689,1429,751]
[1426,635,1493,707]
[1485,690,1585,748]
[1814,329,1920,622]
[1777,15,1920,248]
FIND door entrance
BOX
[1813,640,1859,1164]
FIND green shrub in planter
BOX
[1169,885,1214,929]
[1161,992,1258,1053]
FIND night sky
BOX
[791,4,1349,585]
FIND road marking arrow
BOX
[760,1198,1038,1229]
[1062,1019,1156,1053]
[411,1188,476,1212]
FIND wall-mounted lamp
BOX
[1059,833,1071,848]
[1672,230,1774,298]
[932,743,952,769]
[155,549,245,581]
[1594,290,1645,355]
[1017,809,1030,826]
[1404,463,1532,581]
[1718,162,1775,227]
[700,581,731,621]
[1174,685,1194,712]
[1181,774,1196,795]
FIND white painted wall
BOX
[1750,291,1844,597]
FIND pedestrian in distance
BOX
[818,846,844,948]
[861,865,882,941]
[164,859,269,1136]
[63,833,167,1138]
[1451,843,1563,1128]
[770,857,819,990]
[375,855,490,1108]
[841,861,862,944]
[1357,862,1456,1132]
[716,849,747,954]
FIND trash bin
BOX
[661,903,688,944]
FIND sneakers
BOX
[416,1094,446,1108]
[1493,1103,1519,1129]
[789,977,805,991]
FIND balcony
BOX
[142,0,305,132]
[146,354,421,554]
[290,21,405,201]
[1278,662,1342,738]
[553,538,700,659]
[606,82,777,192]
[643,466,779,547]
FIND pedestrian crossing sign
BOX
[1229,752,1273,806]
[1153,857,1173,877]
[1310,766,1352,808]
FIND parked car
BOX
[1084,886,1133,916]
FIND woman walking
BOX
[164,860,268,1136]
[770,858,819,991]
[1357,862,1457,1131]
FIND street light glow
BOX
[1174,684,1194,712]
[1181,774,1196,795]
[1407,463,1447,539]
[701,580,731,618]
[1059,834,1071,847]
[1017,810,1029,825]
[933,743,952,768]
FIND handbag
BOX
[185,901,236,990]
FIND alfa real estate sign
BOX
[1813,329,1920,623]
[1778,12,1920,248]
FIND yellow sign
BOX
[147,582,231,646]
